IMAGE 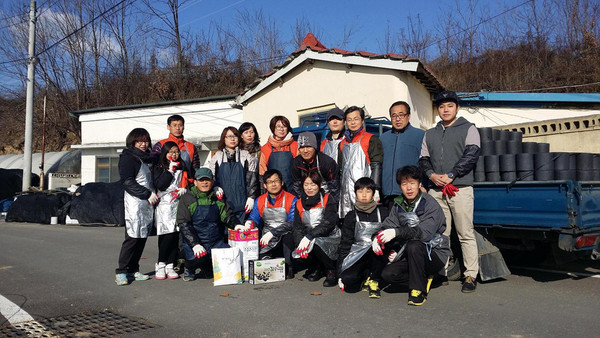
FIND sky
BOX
[174,0,526,53]
[0,0,529,92]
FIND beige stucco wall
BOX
[241,60,435,139]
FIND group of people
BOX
[114,90,481,306]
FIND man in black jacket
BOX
[291,132,339,200]
[418,90,481,293]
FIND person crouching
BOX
[337,177,389,298]
[176,168,243,281]
[378,165,450,306]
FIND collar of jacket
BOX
[326,128,345,141]
[267,190,286,206]
[393,191,422,212]
[167,133,186,147]
[392,123,411,134]
[190,186,215,199]
[345,126,365,142]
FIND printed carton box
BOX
[248,258,286,284]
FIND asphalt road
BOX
[1,221,600,337]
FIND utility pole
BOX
[23,0,37,191]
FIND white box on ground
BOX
[248,258,286,284]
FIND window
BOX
[297,103,338,128]
[96,157,120,183]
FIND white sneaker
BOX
[155,262,166,280]
[165,263,180,279]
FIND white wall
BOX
[455,106,599,128]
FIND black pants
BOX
[260,233,294,268]
[184,255,212,275]
[158,232,179,264]
[381,240,444,292]
[116,232,147,274]
[339,250,387,290]
[306,244,336,271]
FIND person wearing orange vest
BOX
[259,116,298,192]
[152,114,200,185]
[246,169,297,278]
[338,106,383,218]
[292,170,340,287]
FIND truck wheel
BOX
[447,254,462,281]
[447,228,463,281]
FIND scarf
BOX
[354,199,377,214]
[242,142,260,155]
[268,135,294,150]
[301,192,322,210]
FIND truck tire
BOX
[447,228,463,281]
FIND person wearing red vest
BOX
[246,169,297,278]
[292,170,340,287]
[152,114,200,185]
[259,116,298,192]
[338,106,383,218]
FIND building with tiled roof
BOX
[236,33,444,139]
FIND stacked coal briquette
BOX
[474,127,600,182]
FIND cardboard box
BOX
[248,258,286,284]
[228,229,259,281]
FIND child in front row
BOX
[337,177,389,298]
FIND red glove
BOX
[296,248,309,259]
[170,189,179,199]
[442,184,459,198]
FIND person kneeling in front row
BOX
[378,165,450,306]
[176,168,243,281]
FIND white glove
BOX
[244,197,255,214]
[234,220,254,232]
[168,161,178,173]
[338,278,345,291]
[372,240,383,255]
[147,193,159,205]
[388,250,398,262]
[377,228,396,243]
[374,190,381,204]
[177,188,187,197]
[192,244,206,258]
[260,232,274,247]
[297,236,311,251]
[213,186,224,200]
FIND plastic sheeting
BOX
[68,182,125,225]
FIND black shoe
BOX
[408,289,426,306]
[307,269,325,282]
[302,268,315,279]
[461,276,477,293]
[322,270,337,287]
[434,275,449,287]
[286,266,295,280]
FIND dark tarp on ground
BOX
[0,169,40,200]
[5,191,71,224]
[68,182,125,226]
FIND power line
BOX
[416,0,534,55]
[493,81,600,93]
[0,0,135,66]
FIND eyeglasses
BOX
[390,113,409,120]
[167,151,180,155]
[265,179,281,185]
[225,135,238,140]
[346,117,362,123]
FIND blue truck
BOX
[293,114,600,280]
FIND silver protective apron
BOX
[340,209,382,272]
[389,197,422,263]
[339,135,371,218]
[322,138,342,164]
[124,160,154,238]
[179,146,192,171]
[260,194,290,254]
[299,194,341,260]
[155,169,182,235]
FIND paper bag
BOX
[212,247,243,286]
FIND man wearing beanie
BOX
[291,131,339,200]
